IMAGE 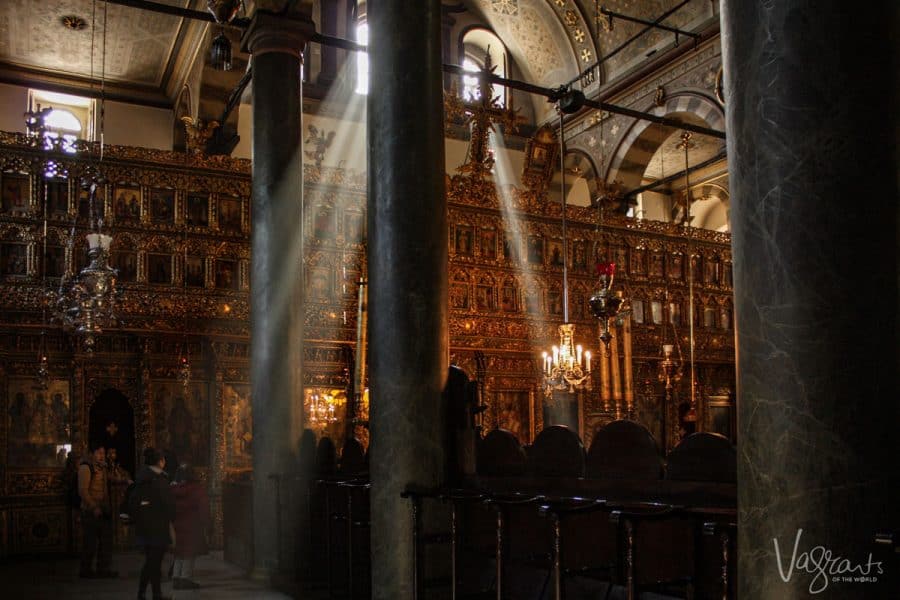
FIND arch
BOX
[606,94,726,190]
[459,26,508,105]
[88,388,136,477]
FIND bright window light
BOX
[355,22,369,95]
[45,109,82,132]
[462,58,480,102]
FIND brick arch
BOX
[606,94,725,189]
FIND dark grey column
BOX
[367,0,448,598]
[721,2,899,598]
[241,10,315,580]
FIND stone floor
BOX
[0,550,321,599]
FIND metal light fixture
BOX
[540,106,592,398]
[589,112,626,345]
[47,182,120,352]
[211,30,233,71]
[207,0,242,24]
[676,130,699,423]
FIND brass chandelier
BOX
[541,106,592,397]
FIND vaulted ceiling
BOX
[0,0,210,107]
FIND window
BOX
[28,90,94,154]
[355,22,369,95]
[460,29,507,106]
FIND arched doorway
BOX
[88,389,135,477]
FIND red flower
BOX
[596,261,616,277]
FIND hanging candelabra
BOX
[541,106,592,398]
[47,182,120,352]
[589,112,627,345]
[677,130,699,423]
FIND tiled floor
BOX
[1,551,304,599]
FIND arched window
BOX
[28,90,94,154]
[460,28,507,106]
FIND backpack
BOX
[66,461,93,509]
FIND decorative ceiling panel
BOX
[0,0,199,88]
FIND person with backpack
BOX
[171,463,211,590]
[132,447,176,600]
[78,440,117,579]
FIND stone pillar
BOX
[721,2,899,597]
[367,1,448,597]
[240,9,315,580]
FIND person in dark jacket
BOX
[134,447,175,600]
[171,463,211,589]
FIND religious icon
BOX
[113,186,141,222]
[650,300,663,324]
[548,290,563,316]
[77,185,105,222]
[651,251,665,278]
[494,391,530,443]
[669,300,682,326]
[1,173,30,214]
[7,379,70,467]
[572,241,588,271]
[455,225,474,256]
[1,243,27,276]
[218,197,243,233]
[147,253,172,285]
[450,283,470,310]
[308,268,331,301]
[705,258,720,285]
[720,305,732,330]
[224,383,252,468]
[503,235,519,263]
[113,252,137,282]
[475,285,494,311]
[481,228,497,260]
[704,306,717,328]
[46,245,65,278]
[344,210,365,244]
[548,239,564,267]
[524,289,541,314]
[631,299,645,323]
[723,261,733,288]
[500,285,518,312]
[526,235,544,265]
[186,193,209,227]
[690,254,701,283]
[215,259,238,289]
[185,256,205,287]
[669,252,684,280]
[150,189,175,224]
[47,179,69,216]
[154,382,209,467]
[631,246,647,274]
[312,205,335,240]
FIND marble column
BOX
[721,2,899,597]
[240,9,315,580]
[367,1,448,597]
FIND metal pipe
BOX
[599,7,701,40]
[624,151,728,198]
[559,109,569,323]
[568,0,693,87]
[442,64,726,140]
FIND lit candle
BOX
[585,351,591,373]
[552,345,559,366]
[576,344,583,366]
[542,351,549,375]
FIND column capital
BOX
[240,10,316,59]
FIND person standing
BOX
[171,463,211,590]
[78,441,116,579]
[133,447,175,600]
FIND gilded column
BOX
[609,331,621,409]
[599,336,611,410]
[622,315,634,416]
